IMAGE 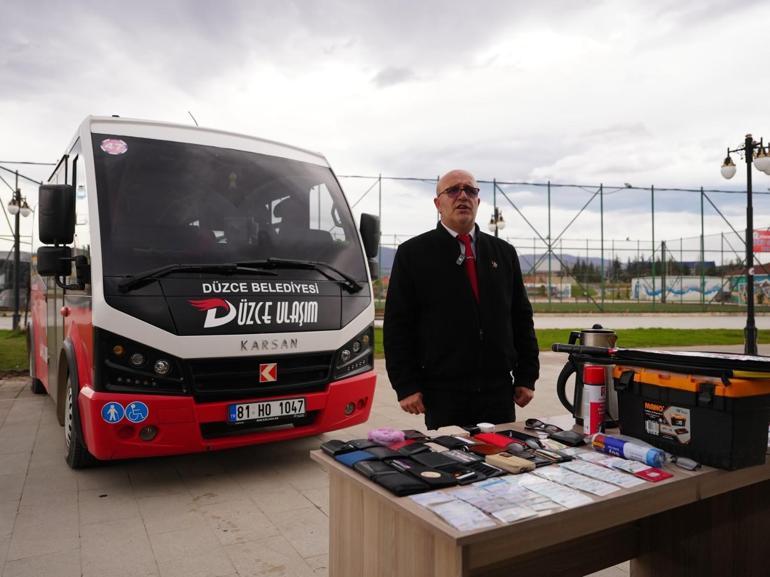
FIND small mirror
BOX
[367,257,379,280]
[37,246,72,277]
[359,213,380,259]
[38,184,75,245]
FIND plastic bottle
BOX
[582,365,606,435]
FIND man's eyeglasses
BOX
[438,184,480,198]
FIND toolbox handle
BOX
[697,382,715,407]
[615,370,636,392]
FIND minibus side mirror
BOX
[39,184,75,245]
[36,246,72,277]
[367,258,379,280]
[359,213,380,259]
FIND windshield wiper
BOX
[118,263,277,293]
[238,258,363,294]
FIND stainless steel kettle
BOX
[555,325,619,426]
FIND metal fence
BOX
[338,175,770,311]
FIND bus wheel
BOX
[30,378,46,395]
[64,374,97,469]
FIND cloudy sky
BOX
[2,0,770,260]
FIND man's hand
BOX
[399,392,425,415]
[514,387,534,408]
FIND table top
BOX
[310,418,770,549]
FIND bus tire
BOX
[27,330,46,394]
[64,373,97,469]
[30,378,46,395]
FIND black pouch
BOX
[367,446,401,460]
[436,462,483,485]
[373,471,430,496]
[398,443,430,457]
[354,460,397,479]
[349,438,380,450]
[548,430,586,447]
[432,435,472,450]
[403,429,430,441]
[321,440,355,456]
[389,458,457,489]
[413,451,457,469]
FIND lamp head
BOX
[721,155,737,179]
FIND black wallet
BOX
[548,430,586,447]
[320,440,355,456]
[432,435,473,450]
[389,458,457,489]
[397,443,430,457]
[412,451,457,469]
[372,471,430,496]
[349,438,380,450]
[354,460,397,479]
[366,446,401,460]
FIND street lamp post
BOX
[720,134,770,355]
[7,171,32,332]
[487,207,505,237]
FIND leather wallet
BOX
[548,430,587,447]
[321,440,355,456]
[412,451,457,469]
[389,458,457,489]
[354,460,397,479]
[335,450,376,468]
[432,435,474,450]
[397,443,430,457]
[372,471,430,496]
[366,446,401,460]
[349,438,380,450]
[473,432,518,448]
[485,452,537,474]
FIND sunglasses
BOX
[439,184,480,198]
[524,418,564,434]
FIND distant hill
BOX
[377,245,604,276]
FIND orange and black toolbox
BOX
[610,349,770,470]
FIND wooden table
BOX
[310,425,770,577]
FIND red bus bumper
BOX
[78,371,376,460]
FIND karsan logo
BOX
[189,298,236,328]
[259,363,277,382]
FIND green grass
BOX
[2,328,765,373]
[532,302,770,314]
[0,330,28,373]
[373,327,769,358]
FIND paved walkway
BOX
[2,346,767,576]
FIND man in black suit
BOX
[383,169,539,429]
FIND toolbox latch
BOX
[615,370,635,392]
[698,382,715,407]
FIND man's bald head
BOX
[433,169,480,235]
[436,169,478,196]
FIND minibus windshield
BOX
[92,133,367,279]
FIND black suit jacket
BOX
[384,223,539,401]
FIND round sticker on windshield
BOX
[100,138,128,155]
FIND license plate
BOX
[227,398,306,423]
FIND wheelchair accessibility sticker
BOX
[125,401,149,423]
[101,402,125,423]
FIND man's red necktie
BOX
[457,234,479,302]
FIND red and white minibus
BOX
[29,116,379,468]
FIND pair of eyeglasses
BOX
[524,418,564,434]
[439,184,480,198]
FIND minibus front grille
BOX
[187,353,333,402]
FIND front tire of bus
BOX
[64,373,97,469]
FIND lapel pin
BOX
[491,260,498,269]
